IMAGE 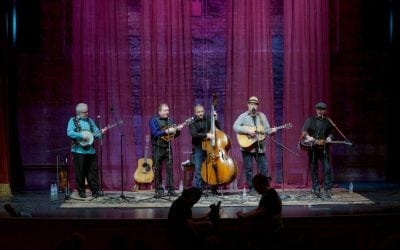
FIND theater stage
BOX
[1,182,400,250]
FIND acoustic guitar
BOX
[236,123,292,148]
[134,135,154,184]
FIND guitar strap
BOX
[251,114,264,151]
[72,117,95,146]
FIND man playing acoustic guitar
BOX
[233,96,277,196]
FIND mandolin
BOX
[160,117,194,141]
[236,123,292,148]
[134,135,154,184]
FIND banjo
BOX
[79,120,123,146]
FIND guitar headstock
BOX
[185,117,194,125]
[344,141,353,146]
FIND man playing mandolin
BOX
[67,103,108,198]
[149,103,185,198]
[233,96,276,195]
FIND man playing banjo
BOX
[67,103,108,198]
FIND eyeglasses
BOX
[81,111,89,114]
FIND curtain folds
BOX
[0,1,11,198]
[70,0,330,191]
[225,0,275,186]
[140,0,194,187]
[72,0,136,190]
[282,0,330,187]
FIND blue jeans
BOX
[242,151,268,189]
[192,146,206,190]
[308,149,332,191]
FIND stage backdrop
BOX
[8,0,392,192]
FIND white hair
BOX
[75,103,88,115]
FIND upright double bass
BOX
[201,95,238,185]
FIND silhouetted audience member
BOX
[236,173,283,249]
[109,233,129,250]
[57,232,86,250]
[168,187,220,250]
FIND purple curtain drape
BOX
[140,0,194,188]
[225,0,275,186]
[72,0,136,190]
[282,0,330,187]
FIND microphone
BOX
[251,108,256,115]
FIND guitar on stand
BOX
[133,135,154,191]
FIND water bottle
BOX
[50,184,55,200]
[179,180,183,192]
[349,182,353,193]
[233,179,238,191]
[242,187,248,201]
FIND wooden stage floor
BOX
[1,181,400,219]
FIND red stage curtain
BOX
[282,0,330,187]
[0,7,11,197]
[139,0,194,188]
[0,70,11,198]
[225,0,275,186]
[72,0,136,190]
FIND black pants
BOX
[72,153,100,193]
[152,146,174,191]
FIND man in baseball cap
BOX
[315,102,327,109]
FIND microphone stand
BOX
[109,108,133,202]
[98,115,104,194]
[90,115,104,201]
[326,117,352,144]
[266,135,299,200]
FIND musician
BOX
[149,103,183,198]
[189,104,221,195]
[301,102,334,198]
[233,96,276,195]
[67,103,108,198]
